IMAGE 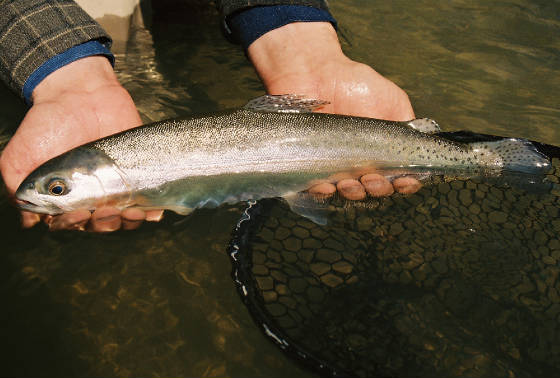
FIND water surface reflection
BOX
[0,1,558,377]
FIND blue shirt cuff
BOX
[227,5,337,50]
[22,40,115,105]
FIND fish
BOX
[15,95,550,222]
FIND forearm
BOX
[247,22,343,90]
[214,0,341,97]
[32,56,119,104]
[0,0,112,102]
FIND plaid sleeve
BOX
[215,0,330,18]
[0,0,112,98]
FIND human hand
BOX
[247,22,421,199]
[0,56,163,231]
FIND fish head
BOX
[15,147,131,215]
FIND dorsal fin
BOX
[407,118,441,134]
[244,95,329,113]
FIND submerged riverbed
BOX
[0,1,559,377]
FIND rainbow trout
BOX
[15,95,550,219]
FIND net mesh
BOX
[228,135,560,378]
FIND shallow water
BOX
[230,161,560,378]
[0,1,559,377]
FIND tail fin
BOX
[471,138,550,174]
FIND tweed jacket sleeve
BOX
[0,0,111,98]
[216,0,330,18]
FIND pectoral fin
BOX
[283,192,330,225]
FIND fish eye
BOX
[47,179,68,196]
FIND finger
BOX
[360,173,394,197]
[351,166,381,178]
[89,206,122,232]
[336,178,366,200]
[47,209,91,231]
[327,172,359,182]
[393,176,422,194]
[21,211,41,228]
[308,182,336,199]
[145,210,164,222]
[121,208,146,230]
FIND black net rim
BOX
[227,199,356,378]
[224,135,560,378]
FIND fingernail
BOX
[122,219,143,230]
[92,224,120,233]
[72,221,87,231]
[146,211,164,222]
[48,218,71,231]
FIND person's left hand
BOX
[247,21,422,200]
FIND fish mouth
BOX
[15,198,40,212]
[15,184,56,215]
[14,198,58,215]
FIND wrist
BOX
[23,40,114,105]
[31,56,120,105]
[227,5,337,49]
[247,22,347,93]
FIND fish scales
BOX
[93,109,488,190]
[14,95,549,216]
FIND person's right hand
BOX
[0,56,163,231]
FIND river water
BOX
[0,1,559,377]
